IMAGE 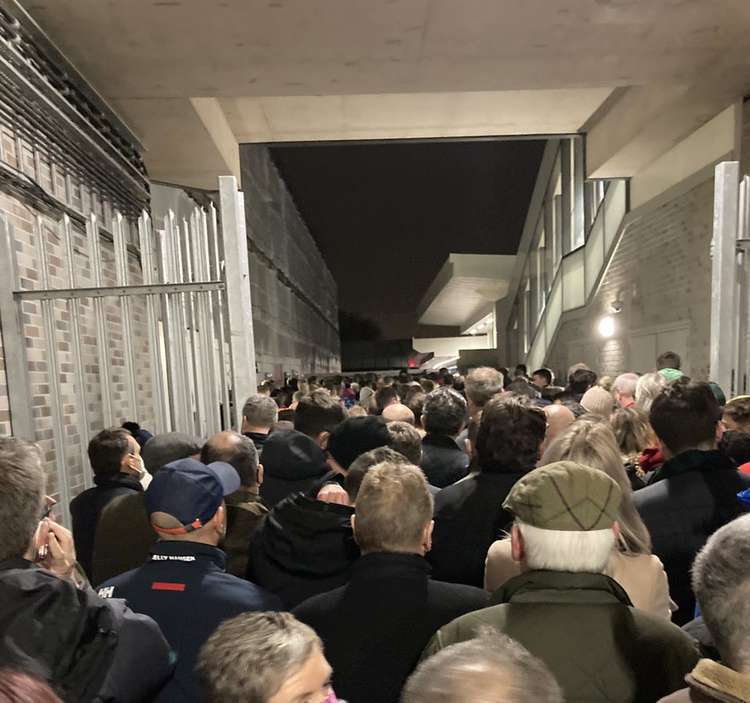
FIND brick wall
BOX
[545,177,714,381]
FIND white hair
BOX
[635,372,665,413]
[613,373,639,398]
[517,521,615,573]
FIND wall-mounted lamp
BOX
[597,315,616,338]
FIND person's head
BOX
[475,396,546,474]
[352,463,433,556]
[344,446,412,503]
[580,386,615,417]
[540,404,575,455]
[514,364,528,379]
[293,389,346,447]
[656,350,681,371]
[386,421,422,465]
[87,428,140,478]
[374,386,400,414]
[505,461,622,574]
[568,367,597,396]
[146,457,241,547]
[464,367,504,416]
[327,416,391,474]
[0,670,62,703]
[201,431,261,490]
[197,612,332,703]
[720,430,750,467]
[422,387,467,438]
[692,514,750,671]
[612,373,639,407]
[723,396,750,432]
[609,407,655,459]
[382,403,415,425]
[348,404,368,418]
[242,394,279,434]
[650,380,722,458]
[541,419,651,555]
[506,379,540,401]
[635,371,666,413]
[419,378,436,394]
[567,362,591,383]
[531,368,553,389]
[0,438,44,562]
[405,390,426,427]
[141,432,202,475]
[402,628,563,703]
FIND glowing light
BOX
[598,316,616,338]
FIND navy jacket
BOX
[98,541,281,703]
[293,553,488,703]
[420,434,469,488]
[70,473,142,580]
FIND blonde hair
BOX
[609,407,654,461]
[635,372,665,413]
[541,419,652,555]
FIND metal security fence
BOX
[0,176,257,522]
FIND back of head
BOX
[242,394,279,430]
[613,372,639,399]
[475,396,546,474]
[580,386,615,417]
[609,407,653,458]
[374,386,400,414]
[382,403,415,425]
[197,612,322,703]
[532,367,553,387]
[635,371,666,413]
[418,378,436,394]
[692,514,750,669]
[344,446,412,503]
[541,419,651,554]
[386,421,422,465]
[506,379,540,401]
[405,390,426,426]
[724,396,750,433]
[465,367,504,408]
[422,387,467,437]
[656,350,682,371]
[569,368,597,396]
[327,416,391,471]
[402,628,563,703]
[200,431,259,488]
[720,430,750,466]
[142,432,202,475]
[0,438,44,562]
[354,462,433,554]
[650,380,720,455]
[294,389,345,438]
[87,428,132,477]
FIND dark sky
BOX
[271,139,545,340]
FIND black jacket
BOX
[428,469,526,587]
[293,553,488,703]
[247,492,358,608]
[99,541,281,703]
[633,449,750,624]
[420,434,469,488]
[243,431,269,454]
[259,430,329,508]
[0,559,172,702]
[70,474,143,580]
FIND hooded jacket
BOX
[247,493,359,608]
[259,430,329,508]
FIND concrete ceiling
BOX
[19,0,750,188]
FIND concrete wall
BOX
[240,145,340,378]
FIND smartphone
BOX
[34,518,50,562]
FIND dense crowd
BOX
[2,350,750,702]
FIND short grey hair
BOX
[386,421,422,465]
[0,437,45,561]
[402,627,563,703]
[465,367,504,407]
[242,394,278,429]
[613,373,639,398]
[197,612,322,703]
[422,387,467,436]
[517,521,614,574]
[635,372,666,413]
[693,514,750,669]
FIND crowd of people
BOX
[2,350,750,702]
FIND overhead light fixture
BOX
[598,315,616,338]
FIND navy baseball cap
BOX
[145,457,240,534]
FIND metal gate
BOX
[710,161,750,396]
[0,175,257,522]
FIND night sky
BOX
[271,139,546,340]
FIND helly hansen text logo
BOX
[150,555,196,561]
[98,586,115,598]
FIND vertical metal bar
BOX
[62,215,92,489]
[207,203,232,430]
[175,217,197,434]
[574,138,586,243]
[185,211,207,438]
[87,213,113,426]
[138,212,169,434]
[0,215,34,438]
[737,176,750,395]
[112,213,139,421]
[36,215,71,523]
[560,143,572,255]
[219,176,257,430]
[710,161,740,394]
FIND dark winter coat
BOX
[420,434,469,488]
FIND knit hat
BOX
[659,368,684,384]
[580,386,615,417]
[503,461,621,531]
[328,416,391,470]
[141,432,202,475]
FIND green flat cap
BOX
[502,461,621,531]
[659,368,684,384]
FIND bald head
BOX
[200,430,259,488]
[382,403,416,425]
[542,404,575,454]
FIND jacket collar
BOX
[149,540,227,570]
[687,659,750,703]
[93,472,143,491]
[651,449,735,483]
[490,569,633,607]
[423,433,462,450]
[351,552,430,582]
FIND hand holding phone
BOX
[36,518,77,579]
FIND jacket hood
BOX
[261,430,328,480]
